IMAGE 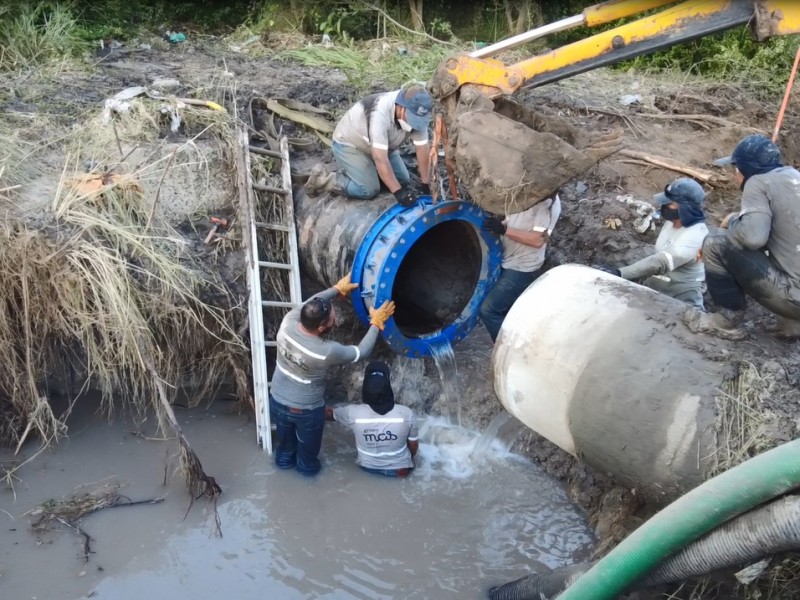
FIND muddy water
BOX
[0,400,593,600]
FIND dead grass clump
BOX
[0,142,248,496]
[711,361,776,476]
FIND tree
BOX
[503,0,541,36]
[407,0,424,32]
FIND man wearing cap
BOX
[684,134,800,340]
[305,84,433,205]
[595,178,709,308]
[479,195,562,342]
[326,361,418,478]
[270,273,396,476]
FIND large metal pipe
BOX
[492,264,732,502]
[295,189,502,357]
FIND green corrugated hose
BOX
[556,438,800,600]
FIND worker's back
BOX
[744,167,800,282]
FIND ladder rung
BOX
[262,300,296,308]
[255,222,291,232]
[253,183,288,195]
[249,146,283,159]
[259,260,292,270]
[265,341,277,347]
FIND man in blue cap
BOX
[595,178,709,308]
[306,84,433,206]
[684,134,800,340]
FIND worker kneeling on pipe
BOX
[326,361,419,478]
[479,195,562,342]
[305,84,432,206]
[270,272,395,476]
[595,178,708,309]
[685,135,800,340]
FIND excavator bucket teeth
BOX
[453,104,623,214]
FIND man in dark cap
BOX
[306,83,432,206]
[271,273,395,476]
[684,134,800,339]
[595,177,708,308]
[327,361,418,478]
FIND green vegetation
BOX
[0,1,797,96]
[0,3,87,72]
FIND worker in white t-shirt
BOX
[480,195,562,342]
[595,178,708,309]
[326,361,418,478]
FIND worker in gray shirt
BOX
[327,361,418,478]
[270,273,395,475]
[685,134,800,340]
[595,178,708,308]
[305,84,432,206]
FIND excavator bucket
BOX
[449,93,623,215]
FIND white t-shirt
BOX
[333,403,417,470]
[501,196,562,272]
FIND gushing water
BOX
[428,340,462,426]
[471,410,527,458]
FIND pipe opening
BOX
[392,220,482,337]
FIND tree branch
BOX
[360,2,458,47]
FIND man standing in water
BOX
[270,274,395,476]
[327,361,418,478]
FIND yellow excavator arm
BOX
[431,0,800,214]
[431,0,800,101]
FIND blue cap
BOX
[652,178,705,206]
[395,85,433,132]
[713,134,782,168]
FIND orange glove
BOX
[334,273,359,296]
[369,300,396,331]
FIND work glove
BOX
[369,300,396,331]
[593,264,621,277]
[393,186,415,207]
[482,216,507,236]
[334,273,359,296]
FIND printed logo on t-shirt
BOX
[363,430,398,442]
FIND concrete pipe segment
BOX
[295,190,502,357]
[492,264,732,502]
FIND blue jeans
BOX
[480,268,540,342]
[360,466,414,478]
[269,395,325,476]
[332,141,410,199]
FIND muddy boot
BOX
[683,307,746,341]
[305,164,340,197]
[765,315,800,340]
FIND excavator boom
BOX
[431,0,800,214]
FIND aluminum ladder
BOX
[238,129,302,452]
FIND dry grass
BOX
[0,88,250,500]
[710,361,776,476]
